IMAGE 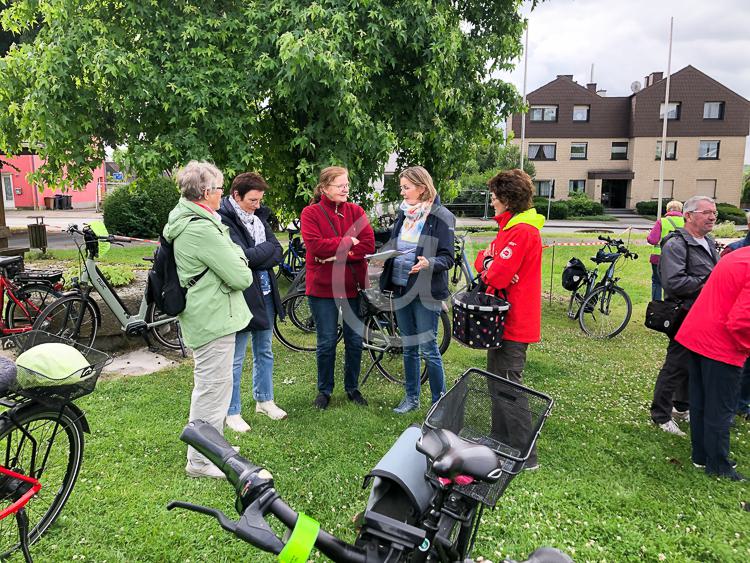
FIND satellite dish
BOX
[630,81,642,93]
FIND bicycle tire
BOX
[32,295,99,347]
[578,285,632,338]
[0,404,84,557]
[566,288,586,320]
[275,250,291,281]
[5,283,61,330]
[273,293,342,352]
[366,309,451,385]
[145,303,183,350]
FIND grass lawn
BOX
[12,235,750,562]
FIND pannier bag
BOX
[561,257,586,291]
[644,298,687,338]
[451,286,510,350]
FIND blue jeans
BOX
[228,294,275,415]
[688,352,741,475]
[737,358,750,415]
[394,298,446,404]
[308,296,363,396]
[651,263,662,302]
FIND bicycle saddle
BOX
[417,428,500,484]
[0,256,23,268]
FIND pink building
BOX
[0,154,107,210]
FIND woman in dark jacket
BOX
[217,172,287,430]
[380,166,455,413]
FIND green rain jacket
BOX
[163,198,252,349]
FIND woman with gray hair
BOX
[163,160,253,478]
[380,166,455,413]
[647,200,684,301]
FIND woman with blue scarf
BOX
[217,172,287,432]
[380,166,456,413]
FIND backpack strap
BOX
[317,203,362,292]
[666,217,678,230]
[182,216,210,288]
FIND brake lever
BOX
[167,500,240,533]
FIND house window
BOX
[529,105,557,122]
[534,180,554,198]
[695,179,717,198]
[569,180,586,194]
[703,102,725,120]
[570,142,587,160]
[572,105,590,121]
[698,140,720,160]
[611,142,628,160]
[528,143,556,161]
[652,180,674,199]
[659,102,681,120]
[655,140,677,160]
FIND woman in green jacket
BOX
[163,160,252,479]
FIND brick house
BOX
[508,66,750,208]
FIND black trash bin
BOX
[61,194,73,209]
[54,194,64,210]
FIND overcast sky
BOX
[496,0,750,163]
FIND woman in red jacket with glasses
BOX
[300,166,375,410]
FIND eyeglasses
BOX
[330,183,349,190]
[245,198,262,205]
[691,210,718,217]
[400,184,417,191]
[205,186,223,193]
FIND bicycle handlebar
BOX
[596,235,638,260]
[173,420,367,562]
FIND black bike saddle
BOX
[417,428,500,483]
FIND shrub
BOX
[716,202,746,225]
[565,193,604,217]
[534,198,568,219]
[635,200,658,216]
[712,221,741,238]
[63,264,135,289]
[103,176,180,238]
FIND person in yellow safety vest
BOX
[646,200,685,301]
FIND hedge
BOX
[635,200,746,224]
[103,176,181,238]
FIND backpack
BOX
[147,219,208,316]
[561,257,586,291]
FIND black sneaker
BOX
[313,393,330,410]
[346,389,368,406]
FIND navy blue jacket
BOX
[217,198,284,331]
[380,197,455,301]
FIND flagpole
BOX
[656,17,674,220]
[519,22,529,170]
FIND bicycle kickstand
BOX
[16,508,33,563]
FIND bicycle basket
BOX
[561,258,586,291]
[451,288,509,350]
[360,288,393,315]
[2,331,111,405]
[423,368,553,507]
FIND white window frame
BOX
[570,142,587,160]
[529,105,558,122]
[659,102,681,120]
[528,143,556,161]
[703,101,724,120]
[698,140,720,160]
[572,105,590,122]
[655,140,677,160]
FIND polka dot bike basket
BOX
[451,287,510,350]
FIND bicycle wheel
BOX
[275,250,291,281]
[566,287,586,319]
[145,302,182,350]
[5,284,61,330]
[0,404,84,556]
[273,293,342,352]
[367,309,450,385]
[32,295,99,347]
[578,285,632,338]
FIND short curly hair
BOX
[487,169,534,213]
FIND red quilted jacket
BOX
[300,197,375,298]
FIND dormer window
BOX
[529,105,558,122]
[572,105,590,122]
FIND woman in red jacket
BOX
[475,169,545,470]
[300,166,375,410]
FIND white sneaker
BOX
[672,408,690,423]
[185,461,226,479]
[256,401,288,420]
[658,419,686,437]
[225,414,251,433]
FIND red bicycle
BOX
[0,257,63,335]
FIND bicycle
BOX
[563,235,638,338]
[168,367,568,563]
[0,330,110,561]
[448,233,476,297]
[273,286,451,385]
[276,226,306,283]
[0,258,63,334]
[32,224,183,351]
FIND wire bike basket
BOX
[0,330,111,406]
[423,368,553,507]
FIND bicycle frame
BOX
[451,235,476,291]
[0,278,41,335]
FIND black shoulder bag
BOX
[644,231,689,338]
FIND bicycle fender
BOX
[14,401,90,434]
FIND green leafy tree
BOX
[0,0,536,217]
